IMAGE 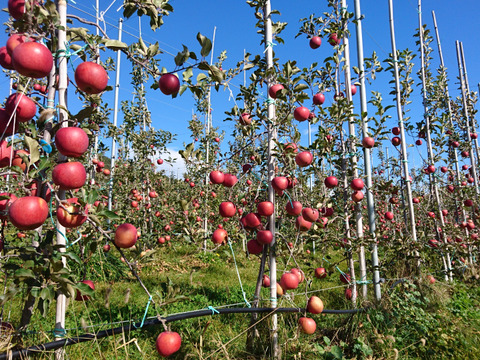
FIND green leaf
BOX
[14,269,35,279]
[97,210,122,220]
[196,73,207,82]
[293,84,309,92]
[63,252,81,264]
[182,67,193,82]
[330,345,343,359]
[24,136,40,165]
[74,282,95,298]
[197,32,212,58]
[105,40,128,51]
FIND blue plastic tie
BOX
[207,306,219,315]
[39,139,52,154]
[133,296,152,329]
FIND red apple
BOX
[385,211,394,221]
[313,93,325,105]
[362,137,375,148]
[219,201,236,218]
[350,84,357,95]
[291,268,305,283]
[5,93,36,123]
[314,267,327,279]
[212,228,227,244]
[293,106,310,122]
[416,139,423,146]
[298,317,316,334]
[0,47,14,70]
[268,84,284,99]
[345,287,353,300]
[262,274,270,287]
[309,36,322,49]
[256,230,273,245]
[302,207,319,222]
[57,197,88,228]
[223,173,238,187]
[257,201,274,217]
[158,73,180,95]
[272,176,288,191]
[340,273,351,284]
[295,151,313,167]
[209,170,224,184]
[324,176,338,189]
[427,165,436,174]
[74,62,108,94]
[427,275,435,284]
[0,108,18,137]
[440,166,448,173]
[12,41,53,78]
[392,127,401,135]
[0,140,13,168]
[55,127,89,157]
[307,295,324,314]
[391,137,401,146]
[247,239,263,254]
[295,215,312,231]
[286,201,302,216]
[115,223,138,248]
[8,196,48,230]
[6,34,31,55]
[8,0,27,20]
[464,199,473,207]
[75,280,95,301]
[280,272,299,290]
[328,33,341,46]
[52,162,86,190]
[350,178,364,191]
[156,331,181,357]
[244,212,261,229]
[239,112,252,125]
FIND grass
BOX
[2,240,480,359]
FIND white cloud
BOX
[155,148,186,178]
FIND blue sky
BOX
[1,0,479,174]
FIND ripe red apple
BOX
[427,165,435,174]
[0,192,17,220]
[350,84,357,95]
[257,201,274,217]
[256,230,273,245]
[247,239,263,254]
[262,274,270,287]
[440,166,448,173]
[158,73,180,95]
[392,127,400,135]
[328,33,341,46]
[415,139,423,146]
[5,93,36,123]
[52,162,86,190]
[391,137,401,146]
[324,176,338,189]
[74,62,108,94]
[219,202,236,218]
[12,42,53,78]
[461,150,469,158]
[57,197,88,228]
[156,331,181,357]
[295,215,312,231]
[6,34,31,55]
[0,47,14,70]
[302,207,319,222]
[290,268,305,283]
[280,272,299,290]
[295,151,313,167]
[75,280,95,301]
[307,295,324,314]
[309,36,322,49]
[209,170,224,184]
[239,112,252,125]
[11,149,28,172]
[293,106,310,122]
[464,199,473,207]
[350,178,364,191]
[244,212,261,229]
[298,317,316,334]
[272,176,288,191]
[286,201,302,216]
[115,223,138,248]
[55,127,89,157]
[351,191,364,203]
[8,196,48,230]
[314,267,327,279]
[212,228,227,244]
[223,173,238,187]
[340,273,351,284]
[103,244,111,252]
[362,137,375,148]
[427,275,435,284]
[313,93,325,105]
[8,0,27,20]
[345,287,353,300]
[268,84,284,99]
[156,159,163,165]
[471,133,478,139]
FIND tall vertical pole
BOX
[55,1,68,359]
[264,1,278,357]
[353,0,379,299]
[388,0,419,268]
[456,41,480,196]
[417,0,451,281]
[459,43,480,177]
[203,26,216,252]
[108,19,123,213]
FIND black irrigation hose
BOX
[0,307,364,359]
